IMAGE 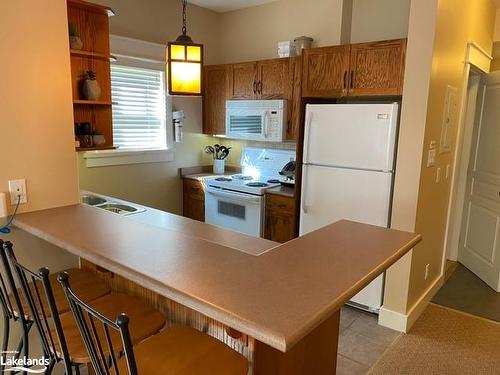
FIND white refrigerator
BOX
[300,103,399,313]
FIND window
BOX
[111,65,167,149]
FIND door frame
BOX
[443,42,492,268]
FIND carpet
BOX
[368,304,500,374]
[432,263,500,322]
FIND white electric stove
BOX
[205,147,295,237]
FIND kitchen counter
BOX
[266,185,295,198]
[14,204,420,353]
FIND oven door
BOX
[205,186,264,237]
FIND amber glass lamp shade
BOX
[167,40,203,96]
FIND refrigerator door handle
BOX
[303,112,313,164]
[301,166,309,214]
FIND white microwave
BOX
[225,100,287,142]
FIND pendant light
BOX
[167,0,203,96]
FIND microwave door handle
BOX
[264,111,270,138]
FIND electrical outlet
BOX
[8,179,27,205]
[425,264,430,280]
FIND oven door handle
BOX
[206,187,262,204]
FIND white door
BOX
[303,104,399,171]
[458,72,500,291]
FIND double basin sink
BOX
[80,194,146,216]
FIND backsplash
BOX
[201,138,296,166]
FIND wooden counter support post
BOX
[254,310,340,375]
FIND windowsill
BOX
[83,148,174,168]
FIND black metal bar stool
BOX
[0,240,111,371]
[0,239,32,374]
[4,242,167,375]
[59,272,249,375]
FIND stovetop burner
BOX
[246,182,269,188]
[233,175,253,181]
[214,177,232,182]
[267,179,280,184]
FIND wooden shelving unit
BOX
[73,100,114,105]
[70,49,116,62]
[67,0,115,151]
[76,146,117,152]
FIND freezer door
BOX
[303,103,399,171]
[300,165,393,234]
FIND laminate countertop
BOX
[15,205,420,352]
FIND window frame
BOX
[83,35,174,168]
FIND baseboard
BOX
[378,274,444,332]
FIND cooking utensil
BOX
[204,146,215,160]
[214,144,221,159]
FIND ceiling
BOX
[188,0,279,13]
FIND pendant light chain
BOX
[182,0,187,36]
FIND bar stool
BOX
[0,240,111,367]
[4,242,166,375]
[59,272,249,375]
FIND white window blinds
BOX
[111,65,167,149]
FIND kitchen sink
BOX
[80,194,107,206]
[96,203,145,216]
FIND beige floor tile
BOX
[340,306,362,331]
[336,354,369,375]
[338,328,391,367]
[348,311,400,345]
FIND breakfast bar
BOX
[14,204,421,374]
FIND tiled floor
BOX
[337,306,401,374]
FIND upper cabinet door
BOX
[348,39,407,96]
[301,45,351,98]
[257,58,290,99]
[231,62,258,99]
[203,64,231,135]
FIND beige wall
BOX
[79,0,221,214]
[350,0,410,43]
[407,0,495,308]
[217,0,346,63]
[384,0,496,318]
[0,0,79,214]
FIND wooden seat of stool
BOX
[51,293,166,364]
[116,326,249,375]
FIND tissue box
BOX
[278,41,297,58]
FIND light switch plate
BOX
[8,179,27,205]
[427,149,436,168]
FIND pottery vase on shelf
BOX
[92,134,106,147]
[69,24,83,50]
[82,70,101,101]
[69,36,83,50]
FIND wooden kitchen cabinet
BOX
[182,179,205,222]
[302,39,407,98]
[349,39,407,96]
[265,193,297,243]
[203,64,231,135]
[258,58,290,99]
[301,45,351,98]
[286,56,302,141]
[231,62,258,99]
[230,59,290,100]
